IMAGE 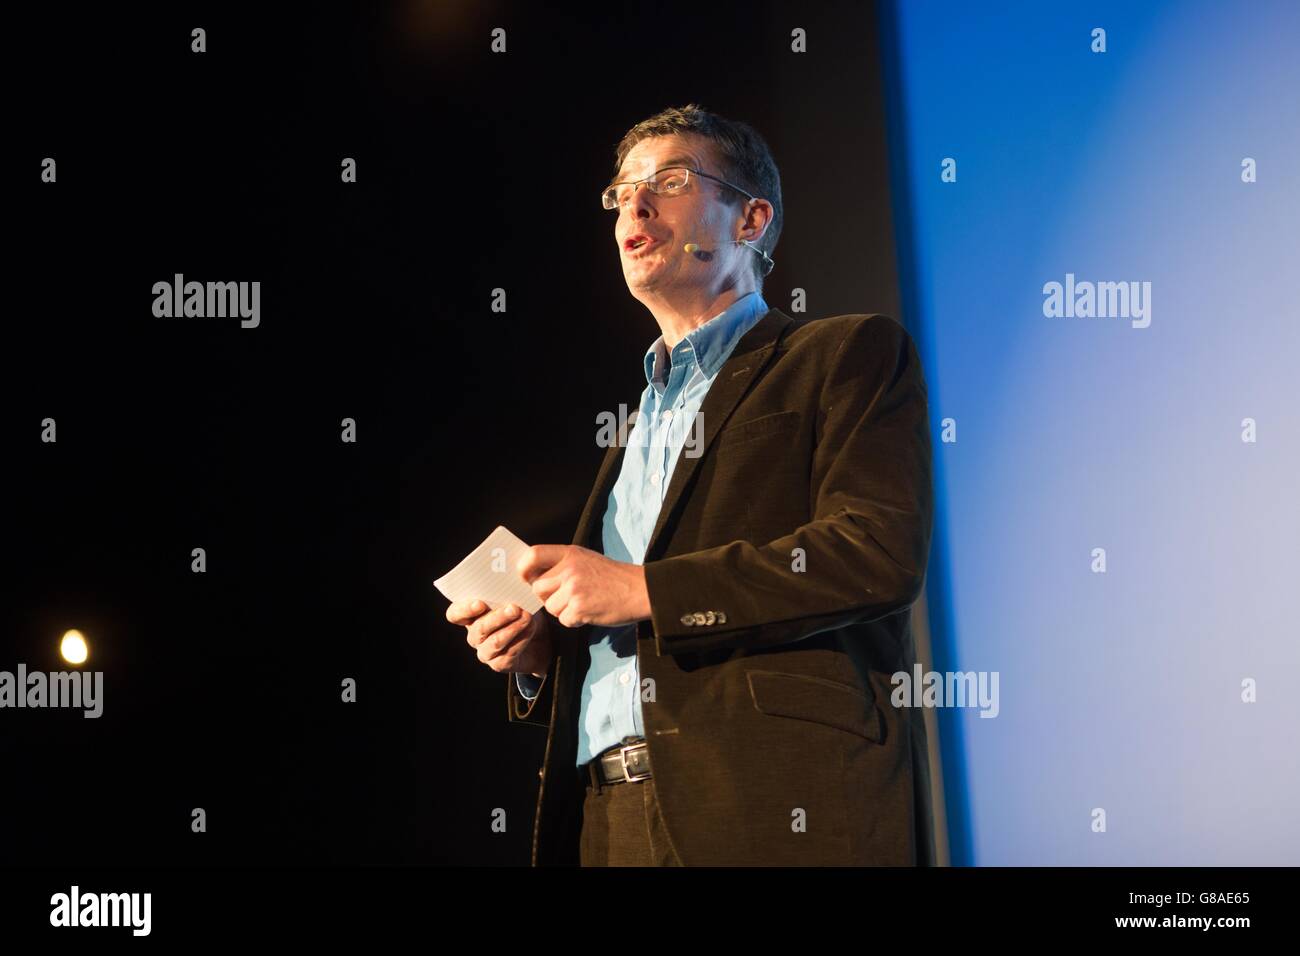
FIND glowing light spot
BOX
[60,630,88,665]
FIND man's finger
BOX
[468,603,523,646]
[478,615,534,663]
[446,598,487,625]
[543,580,574,624]
[480,611,533,660]
[531,571,561,603]
[516,545,568,583]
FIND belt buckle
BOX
[618,740,651,783]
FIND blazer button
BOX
[537,769,544,779]
[704,610,716,624]
[691,612,707,625]
[716,611,727,623]
[680,613,695,626]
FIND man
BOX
[447,104,934,865]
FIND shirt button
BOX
[649,472,661,486]
[661,409,673,422]
[619,672,630,685]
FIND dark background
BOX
[3,0,900,864]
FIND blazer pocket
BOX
[746,669,883,744]
[715,409,801,447]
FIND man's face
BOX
[611,134,747,297]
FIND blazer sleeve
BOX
[640,316,932,657]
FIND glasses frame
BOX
[601,165,759,211]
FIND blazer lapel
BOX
[643,305,794,561]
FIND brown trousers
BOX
[578,767,683,867]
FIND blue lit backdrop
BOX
[880,0,1300,865]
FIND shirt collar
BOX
[642,291,769,388]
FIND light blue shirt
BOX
[516,291,769,766]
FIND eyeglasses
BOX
[600,166,758,211]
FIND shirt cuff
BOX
[515,673,543,700]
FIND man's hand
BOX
[446,599,553,677]
[516,545,651,629]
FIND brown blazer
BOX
[506,305,935,865]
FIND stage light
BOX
[60,630,88,665]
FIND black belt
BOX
[584,736,652,787]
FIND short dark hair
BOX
[613,103,782,286]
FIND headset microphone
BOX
[682,239,775,276]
